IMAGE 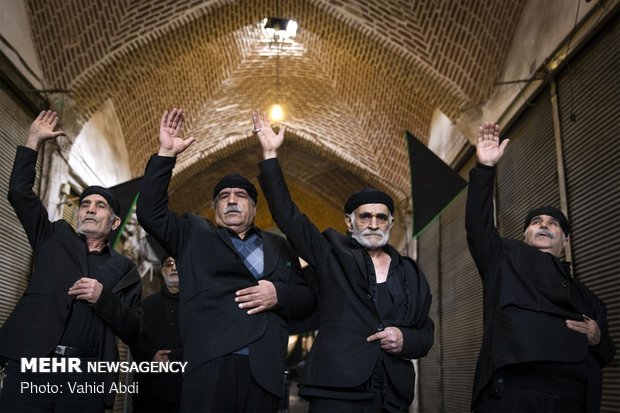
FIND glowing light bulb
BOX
[270,104,284,121]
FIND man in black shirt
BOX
[131,256,182,412]
[466,122,615,412]
[253,110,434,412]
[0,111,143,412]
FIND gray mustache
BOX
[224,205,242,214]
[361,229,385,237]
[534,229,555,239]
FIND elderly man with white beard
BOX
[253,110,434,413]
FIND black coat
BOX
[1,146,143,408]
[465,163,616,411]
[136,154,316,397]
[130,286,183,405]
[258,158,434,407]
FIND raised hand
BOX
[252,110,285,159]
[476,121,509,167]
[26,110,66,150]
[158,108,196,157]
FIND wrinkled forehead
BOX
[353,203,391,215]
[81,194,111,208]
[216,187,250,198]
[528,214,561,225]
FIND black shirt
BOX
[58,240,118,349]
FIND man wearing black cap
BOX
[0,111,143,412]
[466,122,615,413]
[131,256,182,412]
[253,110,434,412]
[136,108,316,412]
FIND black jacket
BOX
[258,158,434,408]
[2,146,143,408]
[136,154,316,397]
[465,163,616,411]
[130,286,182,405]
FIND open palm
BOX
[159,108,195,156]
[252,110,285,158]
[476,122,509,167]
[26,110,65,149]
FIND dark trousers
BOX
[181,354,280,413]
[474,386,586,413]
[0,357,105,413]
[308,396,382,413]
[473,368,586,413]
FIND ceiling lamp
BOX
[270,104,284,122]
[262,17,298,42]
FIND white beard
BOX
[351,227,389,249]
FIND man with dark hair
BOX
[466,122,615,412]
[253,110,434,412]
[131,256,182,412]
[136,108,316,412]
[0,110,143,412]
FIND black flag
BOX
[406,131,467,237]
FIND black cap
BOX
[79,186,121,217]
[523,206,570,236]
[344,188,394,214]
[212,173,258,204]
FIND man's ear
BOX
[344,214,353,232]
[388,217,395,231]
[111,216,122,231]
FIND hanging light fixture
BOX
[270,48,284,122]
[261,17,298,42]
[261,0,295,122]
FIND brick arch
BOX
[25,0,524,227]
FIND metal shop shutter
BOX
[437,191,483,413]
[417,219,441,413]
[557,12,620,412]
[496,85,559,238]
[0,87,37,322]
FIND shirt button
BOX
[562,282,567,288]
[378,324,384,331]
[498,378,504,384]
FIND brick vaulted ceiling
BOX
[25,0,525,237]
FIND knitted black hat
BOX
[79,185,121,217]
[344,188,394,214]
[212,173,258,204]
[523,206,570,236]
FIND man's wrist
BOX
[25,138,39,151]
[263,150,277,160]
[158,147,177,157]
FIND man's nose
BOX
[368,216,380,229]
